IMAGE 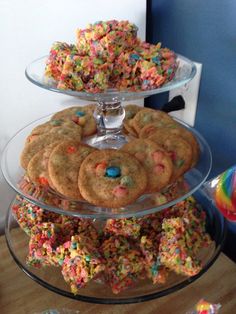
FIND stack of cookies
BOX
[20,104,199,208]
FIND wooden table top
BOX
[1,231,236,314]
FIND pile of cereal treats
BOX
[13,195,212,295]
[45,20,178,93]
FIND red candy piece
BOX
[112,185,129,197]
[67,146,77,154]
[154,164,165,174]
[168,150,177,161]
[38,176,49,186]
[71,116,79,124]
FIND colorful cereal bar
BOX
[13,196,213,294]
[12,197,44,236]
[26,220,92,268]
[60,235,105,294]
[26,222,65,268]
[44,20,178,93]
[76,20,139,60]
[101,236,145,294]
[57,54,112,93]
[140,235,168,284]
[159,217,202,276]
[104,217,141,239]
[12,195,83,237]
[54,224,100,266]
[45,41,77,81]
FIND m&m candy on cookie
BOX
[78,149,147,208]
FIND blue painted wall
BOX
[146,0,236,260]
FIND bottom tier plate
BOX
[5,190,226,304]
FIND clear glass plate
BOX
[25,54,196,102]
[1,114,212,219]
[5,191,226,304]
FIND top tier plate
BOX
[25,54,196,102]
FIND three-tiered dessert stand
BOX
[1,53,226,304]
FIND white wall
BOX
[0,0,146,232]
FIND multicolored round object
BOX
[78,149,148,208]
[215,166,236,221]
[195,299,221,314]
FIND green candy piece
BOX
[175,159,185,168]
[120,176,134,187]
[142,114,151,123]
[50,119,63,126]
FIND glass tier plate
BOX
[1,114,212,219]
[5,191,226,304]
[25,54,196,102]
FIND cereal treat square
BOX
[166,197,212,254]
[101,236,145,294]
[104,217,141,239]
[57,54,112,93]
[76,20,139,61]
[26,222,70,268]
[54,222,100,267]
[60,235,105,294]
[112,42,178,91]
[45,41,77,81]
[140,235,168,284]
[12,196,83,237]
[159,217,202,276]
[12,197,44,236]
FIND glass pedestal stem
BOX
[87,101,127,149]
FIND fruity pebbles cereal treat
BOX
[101,235,145,294]
[76,20,139,60]
[45,42,78,81]
[26,222,68,268]
[60,235,105,294]
[45,20,178,93]
[13,195,212,295]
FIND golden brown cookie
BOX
[121,139,173,193]
[124,104,142,121]
[49,126,82,141]
[20,133,74,170]
[78,149,148,208]
[140,124,199,167]
[48,140,97,200]
[123,104,142,136]
[27,119,82,143]
[51,106,97,137]
[27,142,61,187]
[132,108,175,135]
[148,133,193,182]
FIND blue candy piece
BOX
[76,111,86,117]
[71,242,77,249]
[152,56,161,65]
[105,166,121,178]
[130,53,140,60]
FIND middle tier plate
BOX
[1,114,212,219]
